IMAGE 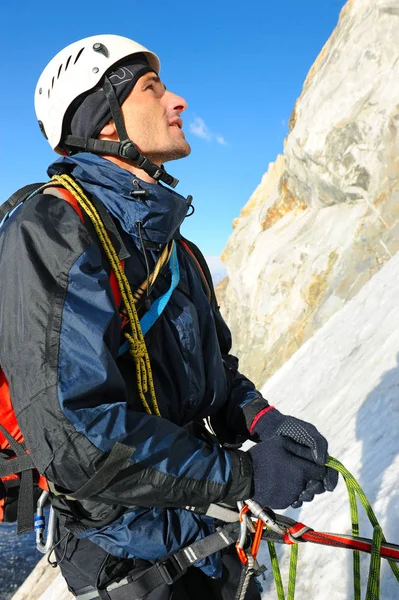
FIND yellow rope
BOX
[133,242,173,303]
[52,174,161,416]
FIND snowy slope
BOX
[256,252,399,599]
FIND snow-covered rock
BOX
[11,555,72,600]
[219,0,399,388]
[257,247,399,599]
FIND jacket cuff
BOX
[223,449,253,506]
[241,392,270,432]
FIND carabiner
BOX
[236,503,250,564]
[35,490,56,554]
[245,499,286,534]
[236,503,265,565]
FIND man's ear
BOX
[98,120,117,138]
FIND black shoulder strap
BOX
[180,237,231,355]
[1,180,131,265]
[0,183,47,222]
[0,423,35,535]
[180,237,219,309]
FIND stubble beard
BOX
[146,133,191,165]
[161,139,191,163]
[137,115,191,165]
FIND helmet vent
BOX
[74,47,85,65]
[57,64,63,79]
[65,55,72,71]
[51,77,55,89]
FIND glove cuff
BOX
[249,405,276,434]
[223,449,253,506]
[250,406,287,441]
[240,392,270,433]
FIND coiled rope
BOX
[51,173,161,416]
[267,456,399,600]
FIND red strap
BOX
[54,187,84,222]
[109,265,123,310]
[284,522,312,545]
[284,527,399,562]
[180,239,205,278]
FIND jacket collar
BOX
[47,153,191,247]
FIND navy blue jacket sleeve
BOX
[203,308,269,443]
[0,193,252,510]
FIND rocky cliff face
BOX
[219,0,399,386]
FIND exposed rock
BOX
[218,0,399,386]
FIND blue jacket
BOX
[0,154,268,576]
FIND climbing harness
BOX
[33,457,398,600]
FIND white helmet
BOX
[34,35,178,187]
[34,34,160,151]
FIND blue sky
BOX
[1,0,346,256]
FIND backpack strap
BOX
[0,183,65,223]
[179,238,213,304]
[0,423,35,534]
[0,183,45,222]
[179,237,231,355]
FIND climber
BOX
[0,34,338,599]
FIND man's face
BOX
[120,72,191,165]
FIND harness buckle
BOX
[157,556,186,585]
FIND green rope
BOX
[329,457,361,599]
[366,526,383,600]
[267,457,399,600]
[326,456,399,589]
[287,544,298,600]
[267,538,298,599]
[268,541,286,600]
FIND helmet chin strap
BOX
[64,76,179,189]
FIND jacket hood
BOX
[47,153,191,247]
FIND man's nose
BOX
[164,90,187,113]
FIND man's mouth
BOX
[169,118,183,129]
